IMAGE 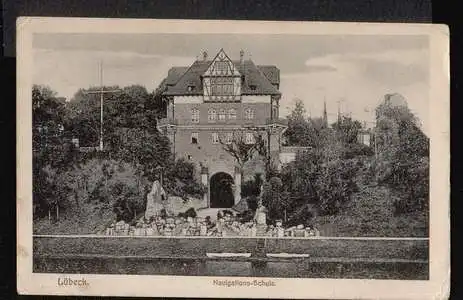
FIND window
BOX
[245,132,255,144]
[191,108,200,123]
[214,61,229,74]
[191,132,199,144]
[208,108,217,122]
[250,85,257,91]
[187,85,195,92]
[244,108,255,120]
[228,108,237,120]
[218,109,226,121]
[212,132,219,144]
[187,155,192,160]
[225,132,233,144]
[210,77,234,97]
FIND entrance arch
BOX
[209,172,235,208]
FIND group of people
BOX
[103,209,320,238]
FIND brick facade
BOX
[157,49,287,208]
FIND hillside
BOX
[312,182,428,237]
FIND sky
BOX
[33,33,430,134]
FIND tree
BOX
[110,128,172,182]
[219,131,266,173]
[374,97,429,213]
[331,115,363,144]
[33,85,76,219]
[64,84,161,147]
[262,177,290,221]
[64,86,119,147]
[164,158,207,200]
[279,144,359,223]
[284,99,313,146]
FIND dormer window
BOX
[250,85,257,91]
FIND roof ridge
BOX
[169,60,200,89]
[250,60,280,94]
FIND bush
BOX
[342,143,374,159]
[262,176,290,221]
[241,173,263,198]
[246,195,259,211]
[163,158,206,200]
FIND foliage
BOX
[164,158,207,200]
[32,85,78,218]
[109,128,172,180]
[65,85,161,147]
[219,131,266,170]
[261,177,290,221]
[278,146,359,224]
[342,143,374,159]
[331,115,363,144]
[241,173,263,198]
[374,102,429,214]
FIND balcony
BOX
[265,118,288,127]
[157,118,178,127]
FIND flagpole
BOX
[100,60,104,151]
[84,60,121,151]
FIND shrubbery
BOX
[32,85,206,233]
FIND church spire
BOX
[323,98,328,128]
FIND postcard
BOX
[17,17,450,299]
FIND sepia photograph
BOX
[17,18,449,299]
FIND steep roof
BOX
[163,59,280,96]
[257,65,280,86]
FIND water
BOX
[33,256,428,280]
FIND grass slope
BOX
[313,183,428,237]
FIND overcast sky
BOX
[33,33,429,134]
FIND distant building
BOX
[357,129,371,147]
[156,49,288,208]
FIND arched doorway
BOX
[209,172,235,208]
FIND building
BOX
[156,49,287,208]
[357,129,372,147]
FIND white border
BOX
[17,18,450,299]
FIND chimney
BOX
[240,49,244,64]
[202,51,208,61]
